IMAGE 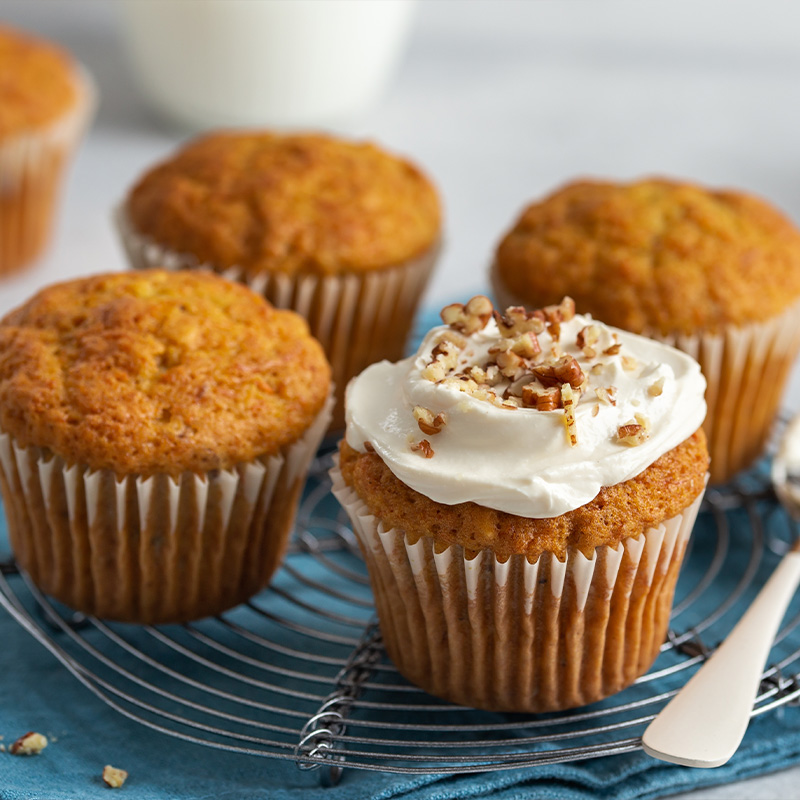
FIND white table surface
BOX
[2,2,800,797]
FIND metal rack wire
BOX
[2,447,800,787]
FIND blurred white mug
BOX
[120,0,417,130]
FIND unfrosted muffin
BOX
[0,270,331,623]
[492,178,800,483]
[116,131,442,428]
[333,295,709,712]
[0,26,94,276]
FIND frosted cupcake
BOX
[492,178,800,483]
[0,270,331,623]
[0,26,94,276]
[333,296,708,712]
[115,131,442,429]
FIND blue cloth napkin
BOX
[1,304,800,800]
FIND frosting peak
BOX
[345,296,707,517]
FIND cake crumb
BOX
[9,732,47,756]
[102,765,128,788]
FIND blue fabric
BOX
[1,304,799,799]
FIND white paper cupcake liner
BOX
[0,395,331,624]
[331,462,705,712]
[115,206,439,429]
[0,66,95,276]
[651,297,800,483]
[491,264,800,483]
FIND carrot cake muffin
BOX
[0,270,331,623]
[116,130,442,428]
[492,178,800,483]
[333,295,708,712]
[0,26,93,276]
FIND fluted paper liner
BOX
[115,206,439,430]
[0,67,95,277]
[0,396,331,624]
[492,265,800,484]
[332,463,705,712]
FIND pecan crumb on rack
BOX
[441,295,493,334]
[413,406,447,435]
[102,765,128,789]
[411,439,435,458]
[9,732,47,756]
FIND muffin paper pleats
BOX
[0,394,331,624]
[652,298,800,484]
[332,462,705,713]
[492,264,800,484]
[115,206,439,430]
[0,66,95,276]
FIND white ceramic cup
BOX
[119,0,417,130]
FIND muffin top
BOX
[494,178,800,335]
[0,26,80,137]
[0,270,331,477]
[125,131,442,277]
[344,295,706,519]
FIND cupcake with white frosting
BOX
[332,295,709,712]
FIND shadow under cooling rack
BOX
[2,448,800,786]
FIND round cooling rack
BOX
[2,446,800,787]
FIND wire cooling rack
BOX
[2,445,800,787]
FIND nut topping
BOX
[411,439,435,458]
[413,406,447,436]
[493,306,545,337]
[441,295,493,334]
[522,385,561,410]
[648,377,665,397]
[616,422,649,446]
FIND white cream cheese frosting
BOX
[345,297,707,518]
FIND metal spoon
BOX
[642,415,800,768]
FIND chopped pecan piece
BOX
[595,386,617,406]
[561,384,578,446]
[534,355,584,389]
[441,295,493,334]
[617,422,649,446]
[621,356,638,371]
[103,765,129,789]
[422,340,460,382]
[9,732,47,756]
[493,306,545,337]
[603,343,622,356]
[509,331,542,359]
[648,377,665,397]
[522,384,561,410]
[544,296,576,323]
[413,406,447,435]
[411,439,435,458]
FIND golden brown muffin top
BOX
[339,429,708,562]
[494,179,800,335]
[0,26,80,138]
[0,270,331,477]
[125,131,442,277]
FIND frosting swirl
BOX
[345,297,706,518]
